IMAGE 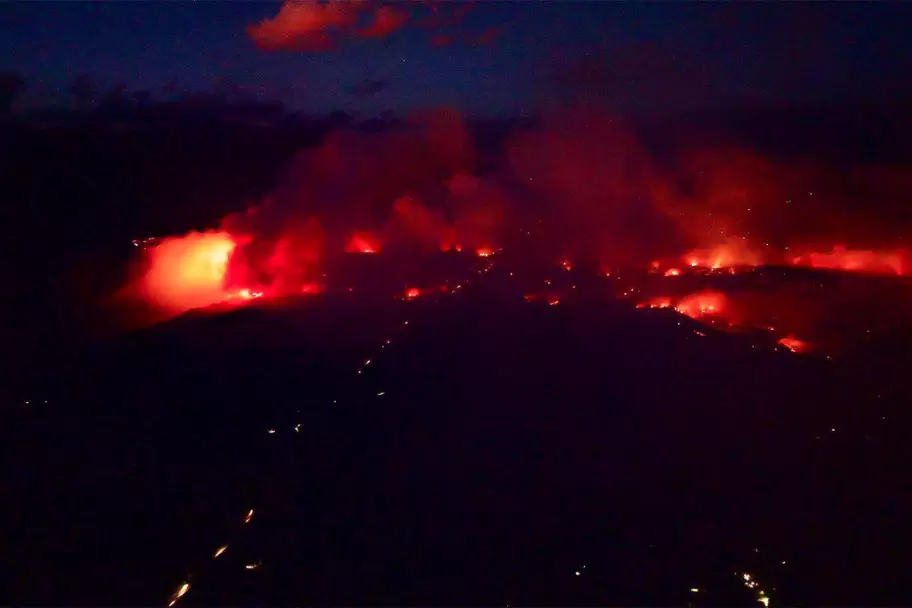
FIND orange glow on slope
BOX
[675,290,727,319]
[345,232,380,254]
[638,297,672,309]
[440,241,464,253]
[778,335,811,353]
[790,245,906,275]
[664,268,681,276]
[237,288,264,299]
[141,231,239,312]
[683,241,764,269]
[476,247,494,257]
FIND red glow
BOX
[140,231,240,312]
[561,259,573,271]
[237,288,264,300]
[790,245,906,275]
[664,268,681,277]
[640,297,672,309]
[778,335,810,353]
[683,241,764,270]
[346,232,380,254]
[675,290,727,319]
[405,287,421,299]
[301,282,324,294]
[476,247,494,257]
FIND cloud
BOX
[357,6,408,39]
[248,0,500,53]
[248,0,407,52]
[348,79,389,97]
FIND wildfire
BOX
[405,287,421,299]
[683,240,763,270]
[300,282,324,295]
[790,245,906,275]
[638,297,672,309]
[237,288,264,299]
[637,291,726,319]
[140,231,239,312]
[675,290,727,319]
[346,232,380,254]
[664,268,681,277]
[476,247,495,257]
[778,335,810,353]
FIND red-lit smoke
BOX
[125,107,912,323]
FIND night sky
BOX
[3,1,912,117]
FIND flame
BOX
[140,231,239,312]
[346,232,380,254]
[790,245,906,275]
[664,268,681,276]
[683,240,764,269]
[675,290,727,319]
[476,247,494,257]
[639,297,672,309]
[237,288,263,300]
[638,291,726,319]
[168,582,191,607]
[778,335,810,353]
[405,287,421,299]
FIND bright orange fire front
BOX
[141,231,239,312]
[674,290,727,318]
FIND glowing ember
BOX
[664,268,681,276]
[345,232,380,254]
[168,582,191,606]
[405,287,421,299]
[140,231,238,312]
[213,545,228,558]
[561,260,573,271]
[476,247,494,257]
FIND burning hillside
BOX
[118,109,912,353]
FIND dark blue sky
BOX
[2,1,911,117]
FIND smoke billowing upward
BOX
[125,107,912,319]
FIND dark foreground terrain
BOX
[3,256,912,606]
